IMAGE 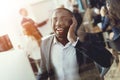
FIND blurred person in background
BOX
[104,0,120,52]
[100,0,120,65]
[78,4,111,80]
[19,8,47,75]
[64,0,77,11]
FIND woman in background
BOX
[100,0,120,65]
[105,0,120,51]
[19,8,44,75]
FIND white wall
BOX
[0,49,36,80]
[0,1,60,79]
[29,0,55,36]
[0,0,37,80]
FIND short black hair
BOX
[73,4,78,8]
[54,8,73,16]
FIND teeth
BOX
[56,28,64,31]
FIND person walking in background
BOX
[19,8,46,75]
[19,7,48,43]
[37,8,113,80]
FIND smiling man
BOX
[51,8,73,45]
[37,8,113,80]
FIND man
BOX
[37,8,113,80]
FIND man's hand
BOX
[67,16,77,43]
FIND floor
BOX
[105,55,120,80]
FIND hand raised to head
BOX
[67,16,77,43]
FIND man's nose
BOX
[56,20,63,26]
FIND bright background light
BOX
[0,0,23,35]
[0,0,29,48]
[0,0,53,48]
[0,0,58,48]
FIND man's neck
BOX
[57,37,69,46]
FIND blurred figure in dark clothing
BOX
[73,4,83,36]
[87,0,106,26]
[88,0,106,9]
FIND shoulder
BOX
[42,34,54,41]
[40,34,55,51]
[41,34,55,44]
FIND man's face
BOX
[51,9,73,39]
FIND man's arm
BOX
[67,15,113,68]
[75,32,113,68]
[37,43,49,80]
[37,55,49,80]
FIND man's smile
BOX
[56,27,64,34]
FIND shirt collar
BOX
[53,36,73,47]
[53,36,59,44]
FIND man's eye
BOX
[63,18,70,21]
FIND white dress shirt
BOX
[51,37,80,80]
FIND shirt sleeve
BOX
[72,37,79,46]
